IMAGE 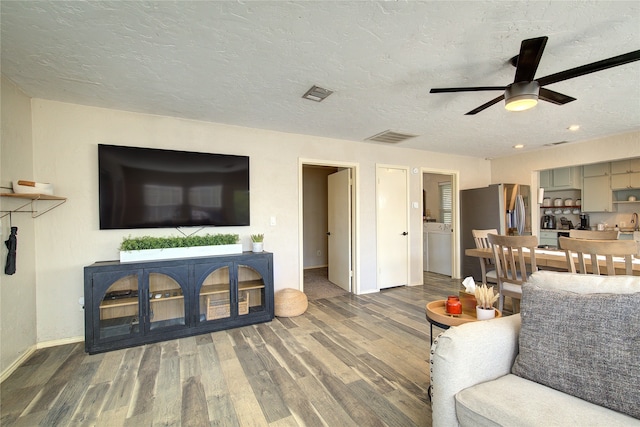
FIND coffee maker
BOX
[579,214,589,230]
[541,215,556,229]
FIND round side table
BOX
[425,299,501,344]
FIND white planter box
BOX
[120,244,243,263]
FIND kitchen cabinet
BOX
[84,252,273,354]
[611,172,640,190]
[582,162,610,177]
[539,170,551,190]
[540,167,581,190]
[611,159,640,189]
[539,231,558,248]
[582,175,614,212]
[611,159,640,174]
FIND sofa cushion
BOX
[511,271,640,420]
[456,374,640,427]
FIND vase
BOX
[476,306,496,320]
[252,242,264,253]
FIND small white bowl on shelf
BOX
[12,180,54,195]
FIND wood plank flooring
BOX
[1,273,461,426]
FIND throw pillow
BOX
[512,274,640,419]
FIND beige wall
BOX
[490,132,640,183]
[24,98,490,345]
[1,77,37,375]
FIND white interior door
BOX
[327,169,351,291]
[376,166,409,289]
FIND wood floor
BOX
[1,273,461,427]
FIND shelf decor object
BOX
[120,244,243,263]
[119,234,241,263]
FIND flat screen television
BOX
[99,144,250,229]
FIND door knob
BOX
[402,232,408,235]
[327,232,331,236]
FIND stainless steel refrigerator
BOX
[460,183,532,281]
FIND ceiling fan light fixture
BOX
[504,81,540,112]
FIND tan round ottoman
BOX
[274,288,308,317]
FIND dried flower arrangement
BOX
[474,284,499,310]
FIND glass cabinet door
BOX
[98,273,140,340]
[148,272,187,331]
[198,266,231,322]
[238,264,266,315]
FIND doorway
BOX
[422,170,458,278]
[299,160,358,298]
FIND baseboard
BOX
[304,264,328,270]
[2,336,85,383]
[36,336,84,350]
[1,345,36,383]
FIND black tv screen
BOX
[99,144,249,229]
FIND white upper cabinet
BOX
[583,162,610,177]
[611,159,640,189]
[611,159,640,174]
[539,167,581,190]
[582,175,613,212]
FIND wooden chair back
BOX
[569,229,619,240]
[487,234,539,312]
[472,229,498,284]
[559,236,636,275]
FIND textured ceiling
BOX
[2,1,639,159]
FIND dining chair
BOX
[558,237,636,275]
[471,229,498,285]
[569,229,619,240]
[487,233,539,313]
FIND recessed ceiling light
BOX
[513,144,525,149]
[568,125,580,131]
[302,85,333,102]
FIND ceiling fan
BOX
[430,36,640,115]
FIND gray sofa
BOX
[430,270,640,427]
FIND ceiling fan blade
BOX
[513,36,548,83]
[465,94,505,115]
[430,86,506,93]
[539,88,576,105]
[536,50,640,87]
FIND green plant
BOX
[250,233,264,243]
[474,284,499,309]
[119,233,239,251]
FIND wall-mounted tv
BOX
[99,144,250,229]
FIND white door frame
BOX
[298,159,360,294]
[421,167,461,279]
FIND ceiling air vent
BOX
[366,130,418,144]
[302,85,333,102]
[544,141,570,146]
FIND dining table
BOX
[465,247,640,276]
